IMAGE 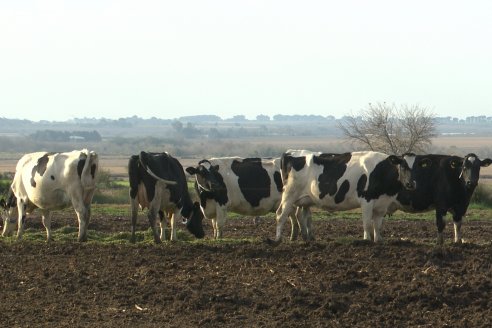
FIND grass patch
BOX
[92,204,130,216]
[191,237,257,245]
[112,180,129,188]
[93,188,128,205]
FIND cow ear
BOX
[419,158,432,168]
[387,155,402,165]
[481,158,492,167]
[212,165,220,171]
[185,167,197,175]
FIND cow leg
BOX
[157,210,167,241]
[41,210,53,242]
[130,196,139,243]
[436,210,446,245]
[304,207,315,241]
[16,200,27,240]
[453,214,463,244]
[361,205,373,241]
[272,201,295,244]
[290,208,300,241]
[370,205,387,243]
[170,210,180,241]
[215,207,227,239]
[210,218,218,239]
[372,216,384,243]
[294,206,311,241]
[71,194,91,242]
[147,207,161,244]
[74,205,90,242]
[372,211,385,243]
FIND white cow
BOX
[0,149,99,242]
[186,157,301,240]
[281,149,326,241]
[270,151,415,244]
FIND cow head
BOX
[185,160,224,194]
[0,193,17,237]
[388,153,418,190]
[183,202,205,239]
[458,154,492,190]
[398,153,437,191]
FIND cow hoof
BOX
[265,238,282,247]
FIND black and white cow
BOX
[271,151,415,244]
[0,150,98,242]
[281,149,338,241]
[186,157,300,240]
[392,153,491,244]
[128,151,204,243]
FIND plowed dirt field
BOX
[1,211,492,327]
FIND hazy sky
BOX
[1,0,491,121]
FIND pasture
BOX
[1,137,492,327]
[1,205,492,327]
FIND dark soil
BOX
[1,211,492,327]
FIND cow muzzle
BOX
[404,181,416,191]
[1,218,16,237]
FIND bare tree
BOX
[338,103,437,154]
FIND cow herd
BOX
[0,149,490,245]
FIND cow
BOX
[281,149,338,241]
[391,153,491,244]
[0,150,98,242]
[185,157,301,240]
[270,151,415,245]
[128,151,205,243]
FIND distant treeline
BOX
[2,114,492,126]
[29,130,102,142]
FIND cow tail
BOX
[280,152,292,185]
[81,150,99,190]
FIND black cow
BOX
[128,151,204,243]
[393,153,491,244]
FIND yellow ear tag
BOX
[420,160,431,168]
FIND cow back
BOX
[12,150,98,209]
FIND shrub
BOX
[470,183,492,208]
[0,173,11,195]
[96,169,113,188]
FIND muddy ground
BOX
[1,211,492,328]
